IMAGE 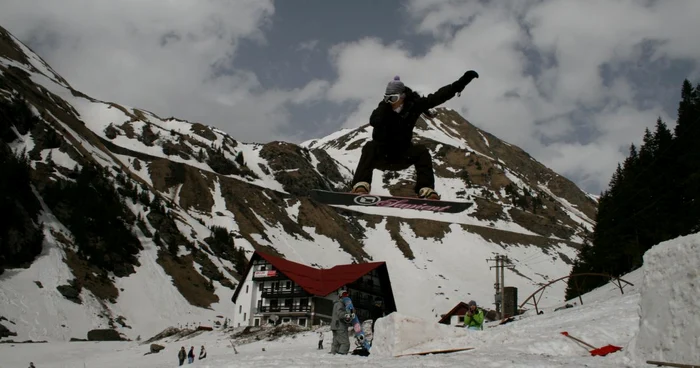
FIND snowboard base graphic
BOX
[341,296,371,352]
[311,190,473,214]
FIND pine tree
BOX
[671,81,700,234]
[565,79,700,297]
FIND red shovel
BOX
[560,331,623,356]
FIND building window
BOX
[244,313,247,321]
[282,318,291,323]
[298,318,307,327]
[300,298,308,307]
[285,281,291,289]
[254,318,260,327]
[259,283,263,292]
[239,305,242,313]
[246,285,249,293]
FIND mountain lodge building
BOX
[230,250,397,328]
[438,301,472,326]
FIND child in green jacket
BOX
[463,300,484,330]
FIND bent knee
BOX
[362,140,377,151]
[412,144,430,155]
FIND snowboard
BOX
[341,296,372,352]
[310,189,473,214]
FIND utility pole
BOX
[500,255,505,315]
[488,254,515,318]
[487,255,502,316]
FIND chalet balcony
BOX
[261,286,309,298]
[257,305,312,313]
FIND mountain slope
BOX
[0,24,596,342]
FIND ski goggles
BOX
[383,93,402,103]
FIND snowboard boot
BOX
[418,187,440,200]
[351,181,370,194]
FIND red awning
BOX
[256,251,384,297]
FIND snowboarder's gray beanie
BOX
[468,300,477,306]
[385,75,405,95]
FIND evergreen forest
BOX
[566,79,700,298]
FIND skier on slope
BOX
[350,70,479,200]
[329,288,351,354]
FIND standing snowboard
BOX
[341,295,372,353]
[310,189,473,214]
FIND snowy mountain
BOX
[0,24,598,343]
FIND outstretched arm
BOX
[415,70,479,112]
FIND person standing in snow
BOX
[463,300,485,330]
[187,346,195,363]
[349,70,479,200]
[199,345,207,359]
[370,297,385,332]
[330,288,351,354]
[178,346,186,366]
[28,363,36,368]
[318,330,324,350]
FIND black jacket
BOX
[369,304,385,322]
[369,80,462,155]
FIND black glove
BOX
[453,70,479,93]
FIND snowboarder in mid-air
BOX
[350,70,479,200]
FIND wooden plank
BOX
[395,347,474,357]
[647,360,699,368]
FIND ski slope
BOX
[2,232,697,368]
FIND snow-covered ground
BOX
[3,232,697,368]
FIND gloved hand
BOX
[453,70,479,93]
[464,70,479,80]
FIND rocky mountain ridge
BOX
[0,24,596,342]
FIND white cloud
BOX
[323,0,700,193]
[0,0,326,143]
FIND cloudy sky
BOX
[1,0,699,194]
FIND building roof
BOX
[438,301,471,324]
[232,250,386,303]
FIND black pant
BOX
[352,141,435,193]
[318,340,323,349]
